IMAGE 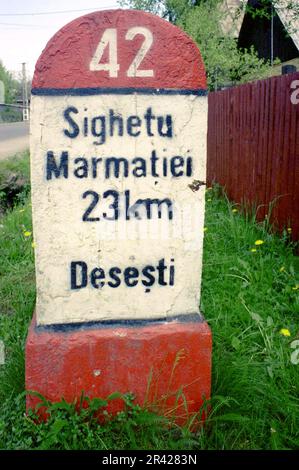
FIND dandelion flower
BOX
[251,248,257,253]
[280,328,291,337]
[31,242,36,248]
[23,231,32,237]
[232,208,238,213]
[287,227,292,233]
[255,240,264,246]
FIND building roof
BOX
[220,0,246,37]
[221,0,299,51]
[276,0,299,51]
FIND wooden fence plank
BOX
[207,72,299,241]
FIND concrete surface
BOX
[0,122,29,160]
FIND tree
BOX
[118,0,273,90]
[119,0,168,17]
[0,61,19,104]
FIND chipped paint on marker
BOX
[113,331,127,337]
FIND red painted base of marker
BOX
[25,313,212,424]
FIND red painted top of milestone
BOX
[33,9,207,90]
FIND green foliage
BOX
[0,60,30,122]
[0,62,19,105]
[0,108,23,123]
[119,0,205,22]
[0,61,26,122]
[119,0,169,17]
[118,0,274,89]
[201,186,299,449]
[0,151,30,187]
[0,153,298,449]
[0,391,198,450]
[238,1,299,39]
[179,1,273,89]
[0,151,30,212]
[243,0,299,22]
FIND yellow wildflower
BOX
[251,248,257,253]
[23,231,32,237]
[254,240,264,246]
[232,208,238,213]
[31,242,36,248]
[287,227,292,233]
[280,328,291,337]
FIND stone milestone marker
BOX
[26,9,212,419]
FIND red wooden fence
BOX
[207,72,299,241]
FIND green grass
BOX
[0,153,298,449]
[0,150,31,212]
[0,150,30,187]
